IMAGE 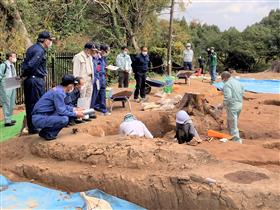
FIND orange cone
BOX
[207,130,233,139]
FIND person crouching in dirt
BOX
[175,110,202,145]
[221,71,245,144]
[65,77,96,126]
[119,113,153,139]
[32,75,84,140]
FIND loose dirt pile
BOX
[1,72,279,209]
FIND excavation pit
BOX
[1,110,280,210]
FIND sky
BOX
[159,0,279,31]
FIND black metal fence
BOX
[0,52,75,105]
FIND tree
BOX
[89,0,169,50]
[0,0,32,49]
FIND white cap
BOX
[186,43,191,47]
[176,110,192,124]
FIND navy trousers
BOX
[32,114,69,139]
[183,62,192,70]
[24,77,45,134]
[91,79,107,113]
[134,72,146,99]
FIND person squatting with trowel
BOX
[175,110,202,146]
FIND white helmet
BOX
[176,110,192,124]
[186,43,191,47]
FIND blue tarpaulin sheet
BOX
[0,175,146,210]
[213,78,280,94]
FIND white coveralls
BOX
[120,120,153,139]
[223,77,245,141]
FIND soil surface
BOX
[0,71,279,210]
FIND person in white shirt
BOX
[119,113,153,139]
[116,46,132,88]
[183,43,194,70]
[0,52,17,127]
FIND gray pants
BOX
[118,71,130,88]
[0,85,16,123]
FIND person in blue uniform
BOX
[90,44,111,116]
[64,76,84,125]
[32,75,84,140]
[21,31,54,134]
[132,46,150,102]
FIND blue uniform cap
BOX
[38,31,55,41]
[84,42,96,50]
[61,75,75,86]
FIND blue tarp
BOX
[213,78,280,94]
[0,175,146,210]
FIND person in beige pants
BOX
[73,43,95,98]
[73,43,95,120]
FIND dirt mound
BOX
[1,131,280,210]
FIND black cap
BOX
[84,42,95,50]
[38,31,55,41]
[100,44,110,52]
[61,75,75,86]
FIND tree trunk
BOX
[271,60,280,73]
[179,93,206,113]
[0,0,32,48]
[131,34,139,51]
[178,93,224,128]
[10,0,32,48]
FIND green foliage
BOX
[0,1,278,73]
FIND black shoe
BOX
[4,122,15,127]
[11,120,16,124]
[89,114,97,119]
[83,118,92,122]
[39,131,56,141]
[68,121,76,126]
[74,119,84,124]
[29,130,39,135]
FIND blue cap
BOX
[84,42,95,49]
[61,75,75,86]
[38,31,54,40]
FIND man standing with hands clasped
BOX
[116,46,132,88]
[0,52,18,127]
[21,31,54,134]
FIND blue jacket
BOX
[21,43,47,78]
[133,53,150,73]
[93,56,107,84]
[65,88,80,107]
[32,86,76,117]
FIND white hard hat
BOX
[186,43,191,47]
[176,110,190,124]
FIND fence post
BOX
[51,56,55,85]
